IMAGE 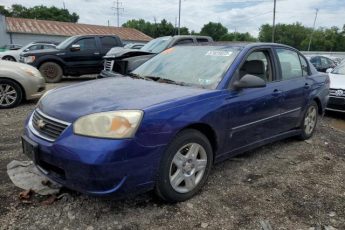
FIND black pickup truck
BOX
[20,35,123,82]
[99,35,213,78]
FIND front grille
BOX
[104,60,114,71]
[30,109,70,141]
[330,88,345,98]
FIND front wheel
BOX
[39,62,63,83]
[298,101,318,140]
[155,129,213,203]
[0,79,23,108]
[2,56,16,62]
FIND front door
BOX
[226,49,284,152]
[65,37,101,74]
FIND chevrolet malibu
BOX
[22,43,329,202]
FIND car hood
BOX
[0,49,21,58]
[22,48,58,57]
[39,77,208,122]
[104,47,153,58]
[329,73,345,89]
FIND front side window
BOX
[175,39,194,46]
[28,45,42,51]
[239,50,273,82]
[74,38,97,51]
[276,49,303,80]
[132,46,240,89]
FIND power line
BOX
[112,0,124,27]
[308,8,319,51]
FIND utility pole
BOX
[178,0,181,35]
[272,0,276,42]
[112,0,124,27]
[308,8,319,51]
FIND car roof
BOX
[177,42,299,51]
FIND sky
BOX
[1,0,344,37]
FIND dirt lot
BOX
[0,78,345,230]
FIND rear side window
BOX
[276,49,303,80]
[101,36,118,49]
[74,38,97,51]
[299,55,309,76]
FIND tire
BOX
[0,79,23,108]
[298,101,318,140]
[2,56,16,62]
[39,62,63,83]
[155,129,213,203]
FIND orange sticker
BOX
[162,48,175,54]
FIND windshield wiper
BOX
[144,76,191,86]
[128,73,153,81]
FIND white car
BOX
[327,61,345,112]
[0,42,56,62]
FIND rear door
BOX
[274,48,308,131]
[65,37,101,74]
[100,36,121,56]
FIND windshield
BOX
[332,62,345,75]
[132,46,240,89]
[56,36,76,50]
[140,36,172,53]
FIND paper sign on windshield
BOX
[206,50,233,57]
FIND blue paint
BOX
[23,43,329,197]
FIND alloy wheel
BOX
[304,106,317,135]
[169,143,207,193]
[0,84,17,107]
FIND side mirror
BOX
[233,74,266,89]
[326,68,333,73]
[70,44,80,52]
[24,48,30,52]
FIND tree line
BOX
[0,4,79,23]
[1,4,344,51]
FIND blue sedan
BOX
[22,43,329,202]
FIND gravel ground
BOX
[0,78,345,230]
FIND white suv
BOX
[327,61,345,112]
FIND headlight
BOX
[74,110,143,139]
[19,66,37,77]
[23,56,36,63]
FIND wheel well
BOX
[2,55,16,61]
[182,123,218,155]
[0,77,26,100]
[313,97,323,115]
[38,59,64,71]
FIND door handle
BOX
[94,52,100,55]
[272,89,282,96]
[304,83,310,89]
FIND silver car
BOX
[0,60,46,108]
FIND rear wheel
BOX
[2,56,16,62]
[155,129,213,203]
[39,62,63,83]
[0,79,23,108]
[298,101,318,140]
